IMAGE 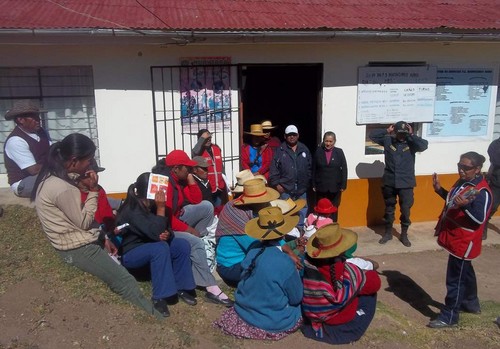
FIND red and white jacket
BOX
[201,145,226,193]
[436,177,492,260]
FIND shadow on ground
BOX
[381,270,442,319]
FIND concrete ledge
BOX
[0,188,35,207]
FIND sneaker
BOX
[427,319,456,329]
[205,292,234,307]
[152,299,170,317]
[178,291,197,306]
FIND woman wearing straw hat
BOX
[214,206,303,340]
[241,124,274,180]
[215,177,301,287]
[302,224,381,344]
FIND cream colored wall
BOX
[0,41,499,194]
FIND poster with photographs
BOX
[179,57,232,134]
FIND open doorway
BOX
[239,64,323,152]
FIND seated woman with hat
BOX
[216,175,302,287]
[214,206,303,340]
[240,124,274,180]
[302,224,381,344]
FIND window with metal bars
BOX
[150,64,240,187]
[0,66,100,173]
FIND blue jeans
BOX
[122,240,195,300]
[438,254,480,325]
[179,200,214,237]
[280,192,308,228]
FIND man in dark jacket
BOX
[369,121,428,247]
[484,137,500,240]
[269,125,312,228]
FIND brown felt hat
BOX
[5,100,47,121]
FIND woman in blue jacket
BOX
[117,172,197,317]
[214,206,303,340]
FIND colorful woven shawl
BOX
[302,260,366,337]
[215,201,254,239]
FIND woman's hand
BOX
[104,238,118,256]
[453,194,471,207]
[79,170,99,192]
[432,172,441,192]
[186,226,200,237]
[159,231,170,241]
[154,190,166,216]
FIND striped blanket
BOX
[302,260,366,337]
[215,201,254,239]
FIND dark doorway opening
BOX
[239,64,323,152]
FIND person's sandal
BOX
[205,292,234,307]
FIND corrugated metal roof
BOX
[0,0,498,31]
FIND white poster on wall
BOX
[357,66,437,124]
[424,68,494,140]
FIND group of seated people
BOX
[4,98,379,343]
[27,131,379,344]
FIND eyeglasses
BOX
[286,133,298,137]
[457,163,476,171]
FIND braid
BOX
[329,256,345,291]
[242,246,266,280]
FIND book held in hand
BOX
[147,173,169,200]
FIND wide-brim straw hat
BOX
[270,197,306,216]
[232,169,255,193]
[306,223,358,259]
[261,120,277,130]
[245,206,299,240]
[244,124,266,137]
[5,99,47,121]
[314,198,338,214]
[233,178,279,205]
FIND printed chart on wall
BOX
[357,66,437,124]
[424,68,494,140]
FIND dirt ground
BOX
[1,246,499,349]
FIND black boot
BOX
[400,226,411,247]
[379,225,393,244]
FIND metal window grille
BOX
[150,64,240,187]
[0,66,99,173]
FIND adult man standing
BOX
[4,100,50,197]
[269,124,312,228]
[484,136,500,240]
[369,121,428,247]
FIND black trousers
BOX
[382,186,414,227]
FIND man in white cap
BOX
[3,100,51,197]
[269,124,312,229]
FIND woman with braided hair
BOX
[302,223,381,344]
[214,207,303,340]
